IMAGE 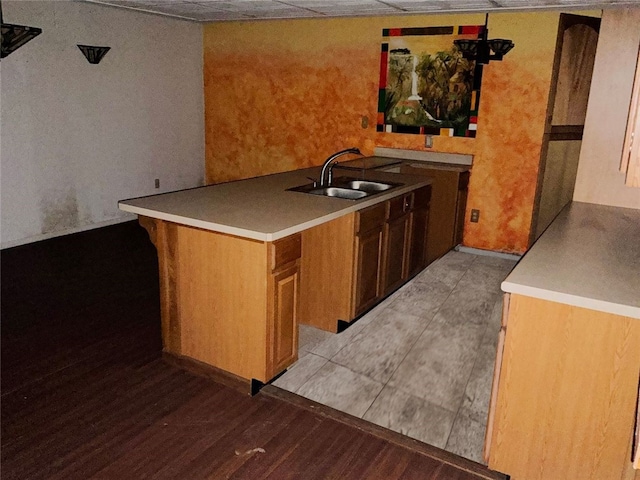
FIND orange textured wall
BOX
[462,14,560,253]
[204,13,566,253]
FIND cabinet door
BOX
[408,186,431,277]
[354,226,383,316]
[268,263,299,377]
[383,213,410,294]
[408,207,429,277]
[487,294,640,479]
[383,193,413,295]
[401,166,460,264]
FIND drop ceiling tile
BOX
[136,0,189,4]
[384,0,452,11]
[197,1,299,12]
[491,0,558,6]
[97,0,153,6]
[81,0,640,23]
[307,2,400,13]
[282,0,356,4]
[162,3,212,11]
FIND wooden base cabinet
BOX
[400,165,469,264]
[382,194,412,296]
[408,185,431,277]
[300,186,431,332]
[267,237,301,378]
[354,202,386,316]
[139,217,300,385]
[485,294,640,480]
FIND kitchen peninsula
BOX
[119,166,432,392]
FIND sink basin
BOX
[307,187,368,200]
[286,176,403,200]
[335,179,395,192]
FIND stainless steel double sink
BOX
[287,177,403,200]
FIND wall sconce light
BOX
[0,1,42,58]
[77,45,110,64]
[454,14,514,65]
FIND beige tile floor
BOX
[273,250,518,464]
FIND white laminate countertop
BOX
[502,202,640,319]
[118,167,431,242]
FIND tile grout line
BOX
[443,296,504,455]
[358,310,435,420]
[406,255,482,449]
[291,252,502,457]
[359,256,477,420]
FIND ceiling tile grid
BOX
[80,0,640,22]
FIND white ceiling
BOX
[80,0,640,22]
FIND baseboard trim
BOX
[1,215,136,250]
[162,351,252,396]
[456,246,522,261]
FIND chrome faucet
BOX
[319,148,362,187]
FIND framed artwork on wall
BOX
[377,26,484,137]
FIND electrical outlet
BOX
[470,209,480,223]
[361,116,369,129]
[425,135,433,148]
[155,178,160,189]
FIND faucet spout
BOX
[319,147,362,187]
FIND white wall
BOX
[573,8,640,209]
[0,1,204,248]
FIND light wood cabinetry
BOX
[139,216,301,386]
[573,8,640,208]
[267,234,301,377]
[382,193,412,296]
[300,186,431,332]
[408,185,431,277]
[400,165,469,264]
[485,294,640,480]
[268,265,299,375]
[298,214,355,332]
[354,203,386,316]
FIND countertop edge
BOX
[119,176,432,242]
[501,281,640,320]
[500,202,640,320]
[118,203,271,241]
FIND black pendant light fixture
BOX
[454,13,514,65]
[0,0,42,59]
[77,45,110,64]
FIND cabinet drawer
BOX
[388,193,413,220]
[270,233,301,270]
[356,203,386,234]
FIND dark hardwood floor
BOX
[1,221,504,479]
